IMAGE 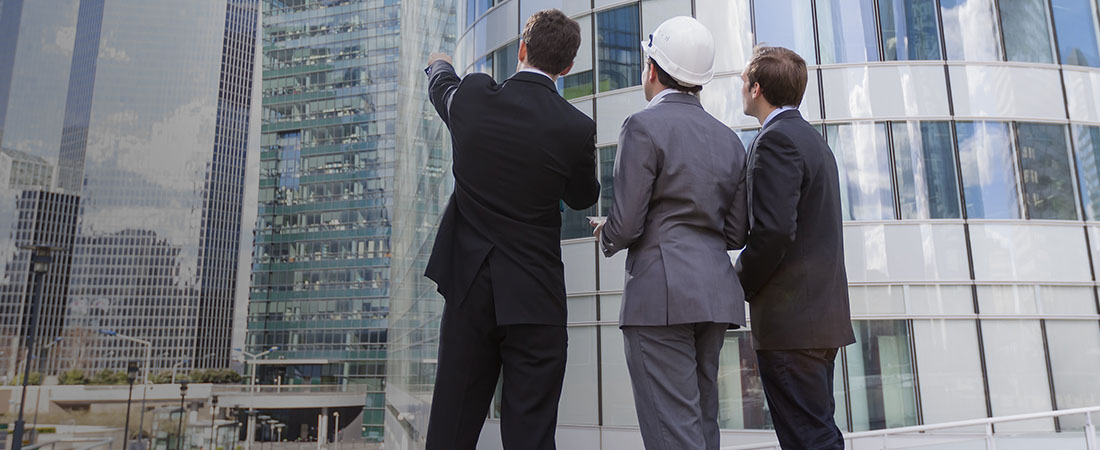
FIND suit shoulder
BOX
[458,72,496,92]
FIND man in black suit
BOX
[735,46,856,450]
[422,9,598,450]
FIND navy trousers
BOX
[756,349,845,450]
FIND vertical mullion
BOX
[908,319,924,425]
[886,122,902,220]
[1040,319,1061,432]
[1011,122,1031,219]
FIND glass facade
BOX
[0,0,258,381]
[433,0,1100,448]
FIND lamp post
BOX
[264,420,277,450]
[256,415,270,450]
[332,411,339,450]
[209,396,218,450]
[99,329,152,450]
[233,346,278,450]
[12,245,60,450]
[31,337,63,441]
[122,361,139,450]
[178,381,190,450]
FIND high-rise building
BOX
[250,0,454,441]
[0,0,259,380]
[386,0,1100,448]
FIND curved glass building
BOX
[379,0,1100,448]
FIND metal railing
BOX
[22,438,112,450]
[213,384,373,394]
[721,405,1100,450]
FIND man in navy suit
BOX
[736,46,856,450]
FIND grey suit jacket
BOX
[600,92,749,327]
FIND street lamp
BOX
[99,329,152,450]
[177,381,190,450]
[12,245,61,450]
[208,396,218,450]
[233,346,278,450]
[31,337,63,440]
[332,411,340,450]
[264,420,277,450]
[256,415,270,450]
[123,361,139,450]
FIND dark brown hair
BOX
[649,58,702,94]
[744,45,807,107]
[522,9,582,75]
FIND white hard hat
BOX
[642,16,715,87]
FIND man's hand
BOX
[589,217,606,239]
[428,53,453,66]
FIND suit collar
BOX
[508,71,559,93]
[762,109,802,131]
[653,92,703,109]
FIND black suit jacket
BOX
[735,110,856,350]
[424,60,599,326]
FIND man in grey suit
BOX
[592,17,748,450]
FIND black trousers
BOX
[756,349,844,450]
[425,257,568,450]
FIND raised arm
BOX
[735,132,803,298]
[426,55,460,126]
[600,115,657,257]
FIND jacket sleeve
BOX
[724,153,749,250]
[735,131,803,298]
[427,60,461,126]
[601,115,657,257]
[563,130,600,210]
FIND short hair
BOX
[522,9,582,75]
[649,58,702,94]
[744,45,807,107]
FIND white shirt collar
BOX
[518,68,555,82]
[762,106,798,128]
[645,88,678,109]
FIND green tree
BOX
[149,371,173,384]
[89,369,129,385]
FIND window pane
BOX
[999,0,1055,63]
[1073,125,1100,220]
[493,40,519,81]
[599,146,616,216]
[817,0,879,64]
[981,320,1055,431]
[913,320,988,424]
[558,70,594,100]
[736,128,760,149]
[1045,320,1100,429]
[846,320,918,431]
[597,4,641,92]
[892,121,962,219]
[956,121,1021,219]
[753,0,817,64]
[1051,0,1100,67]
[1017,123,1078,220]
[716,330,772,430]
[879,0,943,60]
[827,123,896,221]
[696,0,754,72]
[940,0,1003,61]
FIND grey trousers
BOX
[622,322,729,450]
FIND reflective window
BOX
[558,71,594,100]
[956,121,1021,219]
[826,123,896,221]
[1051,0,1100,67]
[1045,320,1100,429]
[999,0,1056,63]
[879,0,943,60]
[846,320,919,431]
[467,0,492,26]
[597,4,642,92]
[736,128,760,149]
[892,122,961,219]
[753,0,817,63]
[695,0,753,72]
[817,0,880,64]
[913,320,988,424]
[1017,123,1078,220]
[599,146,616,217]
[493,40,519,81]
[717,330,772,429]
[1073,125,1100,220]
[981,320,1056,431]
[940,0,1003,61]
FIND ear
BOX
[751,82,761,100]
[646,61,658,84]
[558,61,574,77]
[518,41,527,64]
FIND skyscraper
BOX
[0,0,259,379]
